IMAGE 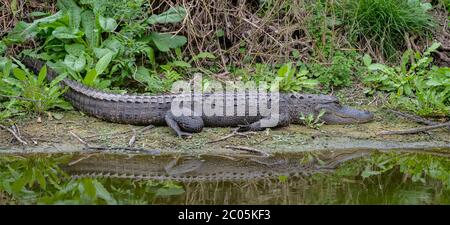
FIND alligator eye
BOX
[290,94,296,99]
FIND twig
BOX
[387,109,450,131]
[0,124,28,145]
[379,121,450,135]
[128,128,137,147]
[84,146,160,154]
[128,125,154,147]
[207,128,257,144]
[224,145,270,157]
[69,131,88,146]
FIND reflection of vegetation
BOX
[0,155,184,205]
[1,151,450,204]
[336,151,450,190]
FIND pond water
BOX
[0,148,449,204]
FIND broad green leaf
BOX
[6,21,39,43]
[95,52,114,75]
[362,54,372,66]
[64,54,86,72]
[145,47,156,68]
[93,48,113,59]
[81,10,99,48]
[98,16,117,32]
[134,66,151,84]
[65,43,85,56]
[12,68,27,81]
[52,26,82,39]
[83,69,98,86]
[81,179,96,199]
[155,187,185,196]
[2,59,12,78]
[38,65,47,84]
[147,6,187,25]
[424,42,441,56]
[6,11,64,43]
[103,37,123,54]
[368,63,389,71]
[191,52,216,61]
[171,61,191,68]
[150,32,187,52]
[93,180,117,205]
[57,0,82,29]
[0,41,6,55]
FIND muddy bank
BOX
[0,107,449,155]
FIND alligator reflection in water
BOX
[60,148,450,204]
[64,150,371,181]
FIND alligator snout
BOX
[320,106,374,124]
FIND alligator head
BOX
[288,94,374,124]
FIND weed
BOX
[299,110,326,129]
[364,42,450,117]
[0,57,71,119]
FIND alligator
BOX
[64,150,371,182]
[22,58,374,137]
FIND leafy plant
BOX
[2,0,187,91]
[299,110,326,129]
[307,51,365,89]
[364,43,450,116]
[0,57,71,118]
[233,62,319,93]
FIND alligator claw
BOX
[236,125,251,132]
[178,132,193,139]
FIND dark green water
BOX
[1,149,449,204]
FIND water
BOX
[0,148,449,204]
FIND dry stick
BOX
[69,131,88,146]
[225,145,270,158]
[207,128,257,144]
[379,121,450,135]
[387,109,450,131]
[0,124,28,145]
[128,124,155,147]
[69,130,159,154]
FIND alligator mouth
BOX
[320,105,374,124]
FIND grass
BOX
[339,0,435,61]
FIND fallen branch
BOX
[0,124,28,145]
[207,128,257,144]
[69,130,159,154]
[379,121,450,135]
[387,109,450,131]
[128,125,155,147]
[224,145,270,157]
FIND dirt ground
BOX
[1,104,449,155]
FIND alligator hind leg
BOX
[165,111,204,138]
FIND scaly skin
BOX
[22,58,374,137]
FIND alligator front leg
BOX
[237,113,291,132]
[165,111,204,138]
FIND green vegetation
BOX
[364,43,450,116]
[0,57,71,119]
[1,0,447,121]
[0,154,185,204]
[0,151,449,204]
[3,0,189,92]
[338,0,435,60]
